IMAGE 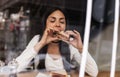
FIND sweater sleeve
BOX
[16,35,40,72]
[69,45,98,77]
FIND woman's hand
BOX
[58,30,83,53]
[40,28,59,45]
[34,28,59,52]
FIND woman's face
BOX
[46,10,66,32]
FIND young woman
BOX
[16,7,98,77]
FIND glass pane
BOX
[89,0,120,76]
[0,0,120,77]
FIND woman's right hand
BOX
[34,28,59,52]
[40,28,59,45]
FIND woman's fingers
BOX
[57,30,76,41]
[73,30,79,34]
[44,29,81,44]
[65,30,78,39]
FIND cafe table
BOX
[0,70,90,77]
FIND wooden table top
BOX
[0,70,90,77]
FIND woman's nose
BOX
[55,22,60,27]
[54,22,61,31]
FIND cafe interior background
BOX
[0,0,120,76]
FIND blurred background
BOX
[0,0,120,76]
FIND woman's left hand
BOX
[58,30,83,53]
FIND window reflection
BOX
[0,0,120,77]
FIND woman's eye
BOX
[50,20,55,23]
[60,21,65,24]
[60,22,64,24]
